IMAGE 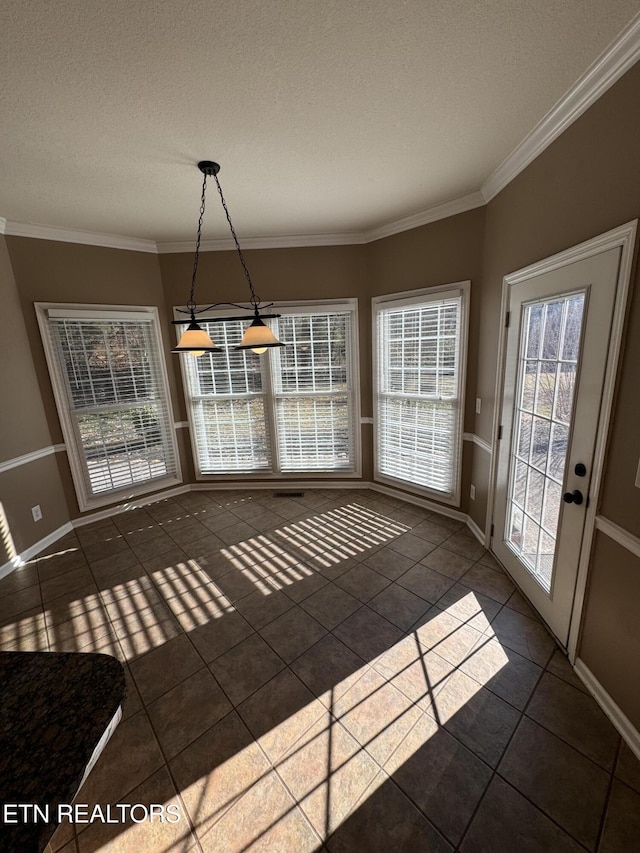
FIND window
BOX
[373,283,469,504]
[178,300,360,477]
[37,305,181,511]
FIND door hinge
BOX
[497,425,503,440]
[490,523,495,537]
[505,311,511,328]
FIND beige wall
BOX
[476,62,640,724]
[367,208,486,515]
[0,236,53,458]
[3,237,188,523]
[580,533,640,730]
[0,236,70,558]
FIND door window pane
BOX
[505,292,585,591]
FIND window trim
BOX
[174,298,362,480]
[36,302,182,512]
[372,282,470,507]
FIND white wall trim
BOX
[466,516,486,546]
[0,443,66,475]
[369,481,467,522]
[2,220,157,253]
[574,658,640,761]
[485,221,638,660]
[595,515,640,560]
[2,194,484,255]
[363,192,486,243]
[463,432,493,455]
[71,484,191,528]
[3,15,639,256]
[157,232,367,253]
[1,481,473,580]
[0,521,74,578]
[567,220,638,659]
[482,12,640,202]
[190,480,370,492]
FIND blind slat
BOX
[48,315,178,498]
[271,312,354,472]
[180,309,356,475]
[375,295,463,497]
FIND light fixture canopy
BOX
[172,160,284,356]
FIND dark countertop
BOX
[0,651,126,853]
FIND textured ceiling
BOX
[0,0,638,243]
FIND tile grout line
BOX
[593,736,623,853]
[5,488,627,852]
[72,523,205,853]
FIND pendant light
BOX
[171,163,221,356]
[171,161,284,356]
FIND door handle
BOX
[563,489,584,505]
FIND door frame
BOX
[485,220,638,661]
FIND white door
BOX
[492,247,621,646]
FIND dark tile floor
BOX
[1,488,639,852]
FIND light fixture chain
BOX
[212,172,260,310]
[188,172,208,313]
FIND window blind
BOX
[180,319,272,473]
[41,310,179,506]
[178,303,358,477]
[270,312,354,471]
[375,292,464,498]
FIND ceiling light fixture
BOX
[171,161,284,357]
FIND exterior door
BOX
[492,247,621,646]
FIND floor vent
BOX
[273,491,305,498]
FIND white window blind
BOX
[178,302,359,477]
[181,320,272,473]
[270,311,355,471]
[37,306,180,510]
[374,287,467,501]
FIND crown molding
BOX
[362,191,486,243]
[3,13,639,256]
[156,193,485,253]
[482,11,640,202]
[157,231,366,253]
[2,220,158,253]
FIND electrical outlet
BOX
[475,397,482,414]
[470,484,476,500]
[31,505,42,522]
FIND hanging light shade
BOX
[172,319,218,357]
[236,316,284,353]
[171,161,285,357]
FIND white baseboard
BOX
[0,521,74,578]
[574,658,640,762]
[191,480,369,492]
[71,484,191,528]
[1,481,468,581]
[466,516,486,546]
[369,481,467,521]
